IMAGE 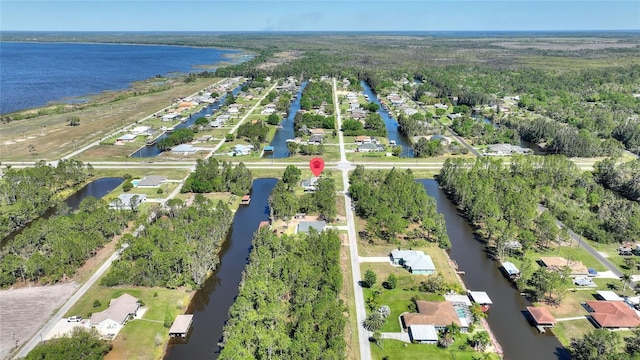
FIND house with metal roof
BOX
[90,293,140,333]
[408,324,438,344]
[390,250,436,275]
[136,175,167,188]
[296,221,326,234]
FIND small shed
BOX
[408,324,438,344]
[526,306,556,333]
[169,314,193,338]
[597,291,624,302]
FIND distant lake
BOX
[0,42,244,114]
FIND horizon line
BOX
[1,29,639,33]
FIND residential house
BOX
[585,301,640,329]
[296,221,326,234]
[357,143,384,153]
[232,144,254,156]
[309,128,325,135]
[390,250,436,275]
[194,135,213,143]
[434,103,449,110]
[170,144,197,155]
[404,108,419,116]
[90,293,140,333]
[355,136,372,145]
[136,175,167,188]
[162,113,181,122]
[109,194,147,210]
[402,301,466,332]
[131,126,151,135]
[300,177,319,192]
[116,134,137,144]
[308,135,323,145]
[485,144,532,156]
[447,113,462,120]
[429,134,451,145]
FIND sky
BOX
[0,1,638,32]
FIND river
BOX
[360,81,414,157]
[420,179,570,360]
[1,177,124,248]
[163,178,277,360]
[130,84,244,158]
[264,82,307,159]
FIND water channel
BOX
[264,81,307,159]
[130,85,244,158]
[1,177,124,248]
[360,81,414,157]
[420,179,570,360]
[163,178,277,360]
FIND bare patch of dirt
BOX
[0,282,78,359]
[256,51,304,70]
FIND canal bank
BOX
[360,81,414,157]
[163,178,277,360]
[1,177,124,248]
[264,81,307,159]
[420,179,570,360]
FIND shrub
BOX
[92,300,101,308]
[156,188,164,194]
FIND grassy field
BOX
[371,338,500,360]
[92,168,191,181]
[65,286,193,360]
[0,78,225,161]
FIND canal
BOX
[131,85,244,158]
[265,81,307,159]
[420,179,570,360]
[163,178,277,360]
[1,177,124,248]
[360,81,414,157]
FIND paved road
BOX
[537,204,628,286]
[13,247,125,359]
[335,78,372,360]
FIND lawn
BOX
[552,318,595,347]
[65,286,193,360]
[371,338,500,360]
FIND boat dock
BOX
[240,195,251,205]
[169,314,194,338]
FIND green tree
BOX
[385,273,397,289]
[282,165,302,189]
[67,116,80,126]
[570,329,622,360]
[25,327,111,360]
[267,113,280,125]
[362,312,384,332]
[364,269,377,288]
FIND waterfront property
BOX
[526,306,556,333]
[467,291,493,312]
[585,301,640,329]
[90,293,140,334]
[401,301,468,332]
[170,144,198,155]
[135,175,167,188]
[596,291,624,302]
[109,194,147,210]
[501,261,521,280]
[408,324,438,344]
[169,314,194,338]
[296,220,326,234]
[390,249,436,275]
[300,176,319,192]
[116,134,138,144]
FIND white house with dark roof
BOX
[390,250,436,274]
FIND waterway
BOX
[164,178,277,360]
[0,177,124,248]
[130,85,244,158]
[360,81,414,157]
[420,179,570,360]
[264,81,307,159]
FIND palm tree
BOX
[471,331,491,352]
[362,312,384,332]
[622,273,632,292]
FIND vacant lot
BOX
[0,282,77,360]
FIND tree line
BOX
[349,166,450,247]
[0,159,91,239]
[299,80,334,111]
[157,128,194,152]
[102,196,233,288]
[593,158,640,202]
[0,197,130,287]
[218,227,345,359]
[181,158,252,195]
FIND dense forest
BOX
[299,80,333,111]
[293,112,335,135]
[341,113,387,137]
[593,158,640,202]
[25,327,111,360]
[349,166,449,248]
[218,227,345,359]
[181,158,252,195]
[0,196,130,287]
[102,196,232,288]
[268,165,337,221]
[438,156,640,253]
[0,160,91,239]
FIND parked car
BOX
[67,316,83,322]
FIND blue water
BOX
[360,81,414,157]
[0,42,240,114]
[130,84,244,158]
[265,81,307,159]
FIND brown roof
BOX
[539,257,588,275]
[527,306,556,325]
[402,301,461,328]
[586,301,640,328]
[310,128,325,135]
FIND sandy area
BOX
[0,282,77,360]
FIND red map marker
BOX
[309,157,325,177]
